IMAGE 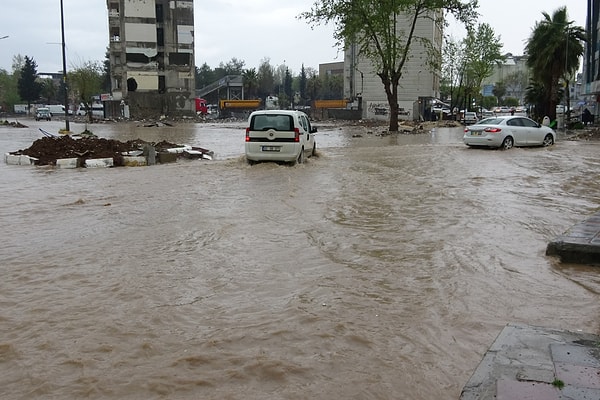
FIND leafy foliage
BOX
[68,61,103,122]
[525,6,586,120]
[17,56,42,111]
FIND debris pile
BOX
[9,136,212,166]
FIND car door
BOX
[506,117,527,146]
[298,114,313,150]
[519,117,544,145]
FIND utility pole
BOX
[60,0,70,132]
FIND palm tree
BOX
[242,68,258,99]
[525,6,586,121]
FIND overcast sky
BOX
[0,1,587,75]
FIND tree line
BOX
[195,57,343,109]
[0,54,343,116]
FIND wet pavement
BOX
[461,216,600,400]
[460,323,600,400]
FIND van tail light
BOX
[245,127,250,142]
[294,127,300,142]
[484,127,502,133]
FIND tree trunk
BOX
[380,73,399,132]
[386,89,399,132]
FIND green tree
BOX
[68,61,103,122]
[219,57,245,75]
[525,6,586,120]
[0,69,19,113]
[284,68,293,100]
[463,23,504,111]
[257,58,276,100]
[480,96,497,110]
[301,0,477,131]
[242,68,259,98]
[39,78,57,104]
[299,64,307,104]
[196,62,216,89]
[492,81,506,104]
[524,79,547,121]
[17,56,42,113]
[441,36,464,113]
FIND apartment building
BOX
[582,0,600,117]
[106,0,195,117]
[343,10,443,121]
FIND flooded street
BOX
[1,119,600,399]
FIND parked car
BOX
[35,108,51,121]
[463,116,556,150]
[245,110,317,165]
[462,111,478,125]
[480,109,495,118]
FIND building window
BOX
[168,53,190,66]
[156,4,163,23]
[157,28,164,47]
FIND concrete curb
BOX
[546,213,600,264]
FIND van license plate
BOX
[262,146,280,152]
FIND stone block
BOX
[85,158,114,168]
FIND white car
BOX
[463,116,556,150]
[462,111,478,125]
[245,110,317,165]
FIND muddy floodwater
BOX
[1,118,600,399]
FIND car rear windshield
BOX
[250,114,293,131]
[478,118,503,125]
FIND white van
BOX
[77,103,104,119]
[46,104,66,116]
[245,110,317,165]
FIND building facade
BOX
[106,0,196,117]
[343,10,443,121]
[583,0,600,117]
[480,54,529,105]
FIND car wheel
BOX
[542,134,554,147]
[501,136,514,150]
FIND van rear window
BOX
[251,114,293,131]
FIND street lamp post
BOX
[60,0,70,132]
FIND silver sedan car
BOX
[463,116,556,149]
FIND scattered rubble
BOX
[1,120,28,128]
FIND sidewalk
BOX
[460,323,600,399]
[546,212,600,264]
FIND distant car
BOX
[463,116,556,150]
[245,110,317,165]
[35,108,51,121]
[462,111,478,125]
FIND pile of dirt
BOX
[11,136,180,166]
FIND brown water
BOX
[1,119,600,399]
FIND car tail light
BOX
[294,127,300,142]
[245,127,250,142]
[484,127,502,133]
[464,128,469,133]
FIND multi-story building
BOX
[343,10,443,121]
[106,0,195,117]
[480,54,529,104]
[582,0,600,118]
